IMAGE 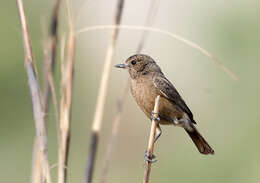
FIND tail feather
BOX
[185,125,214,155]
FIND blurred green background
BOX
[1,0,260,182]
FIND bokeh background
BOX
[1,0,260,182]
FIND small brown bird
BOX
[115,54,214,155]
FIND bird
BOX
[115,54,214,157]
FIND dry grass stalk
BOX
[100,1,159,182]
[16,0,51,182]
[85,1,125,183]
[31,139,43,183]
[58,32,75,183]
[42,0,61,121]
[31,1,61,182]
[31,22,48,183]
[143,95,160,183]
[77,25,238,81]
[58,0,76,183]
[99,81,129,183]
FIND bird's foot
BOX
[144,151,157,163]
[151,111,160,121]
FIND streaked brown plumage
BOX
[115,54,214,155]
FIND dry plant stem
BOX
[99,80,129,183]
[16,0,51,183]
[31,139,43,183]
[42,0,61,121]
[85,1,124,183]
[31,20,47,183]
[100,1,159,182]
[31,1,61,182]
[60,34,66,77]
[77,25,238,81]
[43,0,61,127]
[58,31,75,183]
[58,0,76,183]
[143,96,160,183]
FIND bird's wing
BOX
[153,74,196,124]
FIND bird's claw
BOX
[151,111,160,121]
[144,151,157,163]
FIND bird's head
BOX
[115,54,161,79]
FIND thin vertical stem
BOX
[58,0,76,183]
[58,31,75,183]
[143,96,160,183]
[16,0,51,182]
[42,0,61,122]
[32,1,61,182]
[85,1,125,183]
[99,81,129,183]
[31,139,43,183]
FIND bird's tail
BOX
[185,125,214,155]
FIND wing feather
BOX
[153,74,196,124]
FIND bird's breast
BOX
[130,77,157,118]
[130,76,184,125]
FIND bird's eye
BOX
[131,60,136,65]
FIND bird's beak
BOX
[114,63,128,69]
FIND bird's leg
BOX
[144,115,161,163]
